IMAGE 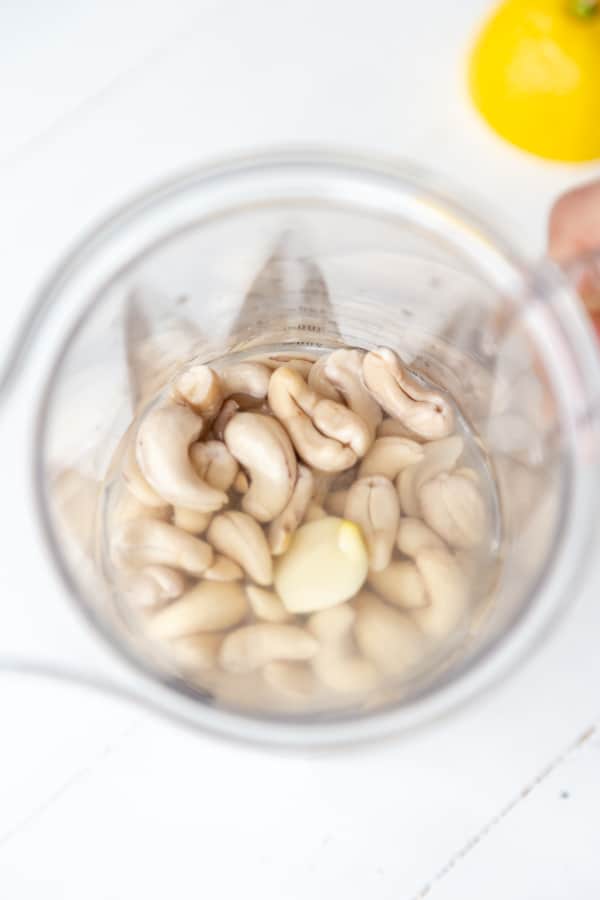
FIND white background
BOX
[1,1,600,897]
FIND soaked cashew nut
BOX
[359,436,423,480]
[304,501,327,522]
[307,356,343,402]
[224,412,296,522]
[307,603,356,643]
[219,624,318,673]
[122,434,169,509]
[219,362,271,402]
[246,585,292,623]
[171,633,223,673]
[419,472,487,549]
[108,485,171,529]
[323,348,383,438]
[268,366,371,472]
[263,661,317,698]
[148,581,247,638]
[274,517,368,613]
[189,440,238,492]
[204,554,244,581]
[377,418,426,441]
[212,398,240,441]
[124,565,185,608]
[369,560,427,609]
[395,435,463,516]
[354,592,424,675]
[172,507,211,534]
[396,517,445,556]
[112,519,213,576]
[173,365,223,419]
[344,476,400,572]
[207,511,273,586]
[313,652,378,695]
[324,489,349,517]
[413,548,468,638]
[268,464,314,555]
[136,403,228,511]
[363,348,454,439]
[233,470,249,493]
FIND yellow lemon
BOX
[469,0,600,161]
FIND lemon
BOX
[469,0,600,161]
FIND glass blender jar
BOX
[1,150,599,746]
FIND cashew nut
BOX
[207,511,273,585]
[112,519,213,576]
[419,472,486,549]
[395,435,464,516]
[313,652,378,695]
[324,489,349,517]
[219,624,318,673]
[323,348,383,438]
[344,476,400,572]
[211,398,240,441]
[268,366,371,472]
[246,585,292,623]
[307,356,343,402]
[148,580,247,638]
[172,507,211,534]
[396,517,445,556]
[268,464,314,555]
[173,365,223,419]
[307,603,355,643]
[233,470,249,493]
[363,348,454,439]
[274,517,368,613]
[304,501,327,522]
[354,592,424,675]
[369,560,427,609]
[108,485,170,531]
[171,633,223,673]
[123,564,185,608]
[189,440,238,492]
[412,548,468,638]
[122,432,169,509]
[268,358,313,378]
[377,418,426,441]
[204,554,244,581]
[262,661,317,698]
[358,436,423,480]
[219,362,271,402]
[224,412,296,522]
[136,403,228,511]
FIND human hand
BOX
[548,179,600,335]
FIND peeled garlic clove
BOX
[274,517,368,614]
[369,560,427,609]
[246,585,292,623]
[147,581,247,638]
[419,472,486,549]
[354,592,424,675]
[396,517,445,557]
[413,548,468,639]
[220,624,318,673]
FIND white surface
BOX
[1,1,600,897]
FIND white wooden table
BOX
[1,2,599,897]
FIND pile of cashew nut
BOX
[107,346,489,711]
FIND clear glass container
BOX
[2,150,599,746]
